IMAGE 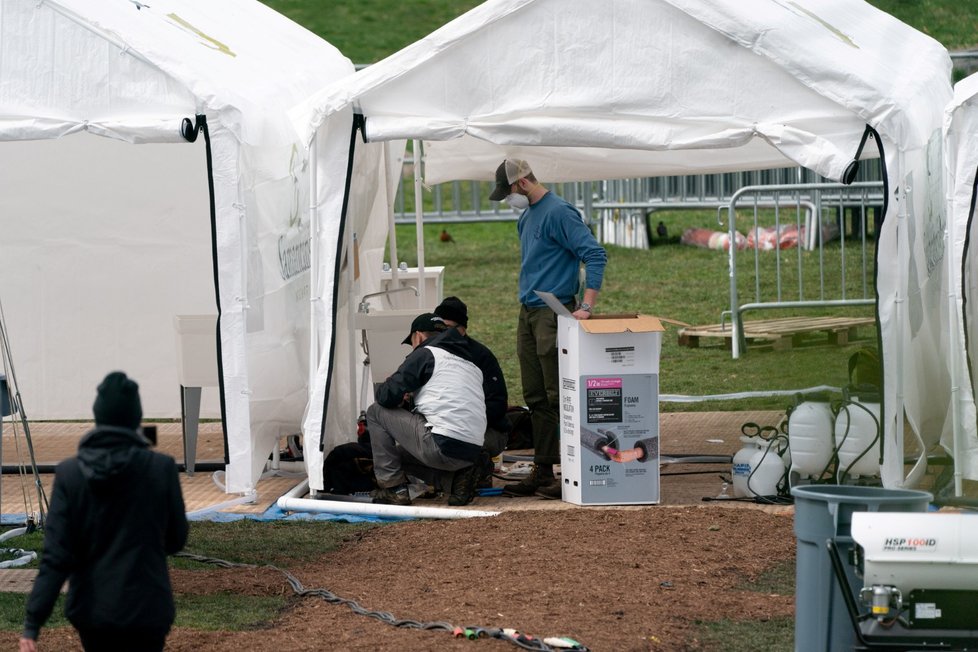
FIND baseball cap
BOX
[402,312,447,345]
[488,159,533,201]
[434,296,468,327]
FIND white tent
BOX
[942,74,978,494]
[295,0,973,492]
[0,0,390,493]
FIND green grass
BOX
[260,0,481,64]
[392,217,876,412]
[0,592,285,633]
[0,520,382,634]
[260,1,978,67]
[172,594,290,630]
[870,0,978,49]
[696,616,795,652]
[173,520,379,567]
[0,594,69,630]
[740,558,796,596]
[691,555,796,649]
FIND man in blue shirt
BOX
[488,159,607,498]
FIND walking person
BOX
[488,159,608,498]
[21,372,188,652]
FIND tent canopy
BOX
[297,0,965,492]
[293,0,948,184]
[1,0,358,493]
[2,0,344,145]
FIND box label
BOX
[586,377,622,422]
[576,373,659,504]
[605,346,636,367]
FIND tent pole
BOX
[308,132,320,389]
[946,193,965,497]
[726,202,742,359]
[413,140,426,308]
[385,143,401,288]
[893,172,908,488]
[348,141,363,418]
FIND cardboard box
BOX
[537,292,663,505]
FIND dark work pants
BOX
[77,626,168,652]
[516,304,567,466]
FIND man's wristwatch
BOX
[577,302,592,313]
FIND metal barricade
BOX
[722,182,884,358]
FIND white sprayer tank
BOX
[746,445,786,497]
[835,399,881,478]
[732,436,759,498]
[733,436,786,498]
[788,402,835,480]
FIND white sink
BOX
[354,309,420,382]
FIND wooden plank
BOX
[677,316,875,350]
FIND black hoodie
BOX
[23,426,188,640]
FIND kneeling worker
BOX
[366,312,487,506]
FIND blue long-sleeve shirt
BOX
[517,191,607,307]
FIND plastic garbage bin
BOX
[791,485,932,652]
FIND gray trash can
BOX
[791,485,932,652]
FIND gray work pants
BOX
[366,403,472,489]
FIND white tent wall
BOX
[301,107,400,492]
[1,0,360,494]
[295,0,972,490]
[876,134,961,488]
[942,74,978,486]
[0,133,217,418]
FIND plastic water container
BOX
[789,402,835,480]
[746,445,787,497]
[731,435,759,498]
[834,399,881,478]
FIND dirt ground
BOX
[17,504,795,651]
[4,411,803,650]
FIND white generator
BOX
[845,512,978,648]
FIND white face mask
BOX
[505,193,530,211]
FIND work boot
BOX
[371,483,412,506]
[535,479,563,499]
[502,464,555,497]
[448,464,479,506]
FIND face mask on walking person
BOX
[505,193,529,210]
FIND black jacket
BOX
[377,329,509,435]
[376,328,486,461]
[23,426,188,639]
[375,327,478,407]
[467,336,510,434]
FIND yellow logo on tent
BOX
[775,2,858,49]
[166,14,237,58]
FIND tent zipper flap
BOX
[318,113,366,451]
[959,161,978,421]
[869,125,888,469]
[842,124,877,185]
[181,114,230,464]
